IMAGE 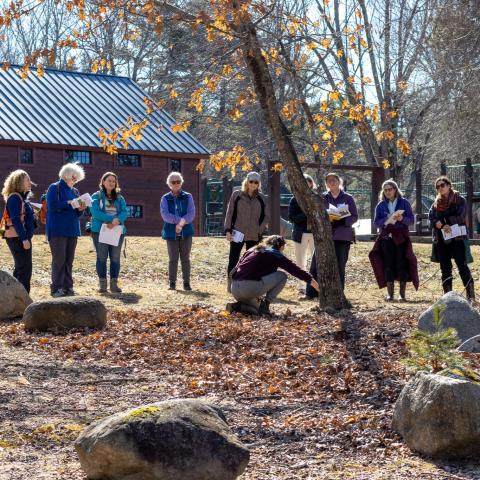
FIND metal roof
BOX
[0,65,209,156]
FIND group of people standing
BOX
[1,165,195,297]
[224,171,476,315]
[1,165,476,313]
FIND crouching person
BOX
[227,235,319,316]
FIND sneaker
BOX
[51,288,66,298]
[183,283,192,291]
[168,282,176,290]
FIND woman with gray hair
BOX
[46,163,87,297]
[160,171,196,290]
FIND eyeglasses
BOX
[436,183,447,189]
[249,180,259,184]
[171,180,181,185]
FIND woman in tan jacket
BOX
[224,172,270,291]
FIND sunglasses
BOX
[171,180,182,185]
[249,180,259,184]
[383,187,394,192]
[436,183,447,189]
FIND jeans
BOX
[6,237,32,293]
[232,271,287,309]
[166,236,193,284]
[92,232,125,278]
[437,237,472,288]
[380,238,408,283]
[49,236,77,292]
[227,240,259,276]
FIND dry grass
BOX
[1,235,478,312]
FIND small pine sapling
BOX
[403,303,464,372]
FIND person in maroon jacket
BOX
[227,235,319,316]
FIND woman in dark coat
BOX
[369,179,418,301]
[429,176,474,301]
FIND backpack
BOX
[0,192,25,238]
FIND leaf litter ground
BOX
[1,237,480,478]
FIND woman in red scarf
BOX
[429,176,475,301]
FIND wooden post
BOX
[440,160,447,176]
[222,176,232,222]
[268,160,281,234]
[371,167,385,235]
[465,157,474,239]
[200,177,207,235]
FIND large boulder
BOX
[23,297,106,332]
[458,335,480,353]
[75,399,250,480]
[418,292,480,342]
[392,369,480,458]
[0,270,32,320]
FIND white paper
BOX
[30,202,43,210]
[231,229,245,243]
[71,193,92,209]
[385,209,405,226]
[99,224,123,246]
[327,203,351,219]
[442,224,467,241]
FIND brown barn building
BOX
[0,66,209,236]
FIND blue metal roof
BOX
[0,65,209,156]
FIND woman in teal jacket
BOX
[90,172,128,293]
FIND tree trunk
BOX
[232,7,348,309]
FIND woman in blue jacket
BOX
[1,169,36,293]
[160,172,195,291]
[91,172,128,293]
[46,163,86,297]
[372,179,415,301]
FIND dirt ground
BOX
[1,236,480,479]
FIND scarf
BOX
[434,190,459,212]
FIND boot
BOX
[98,278,107,293]
[443,280,453,295]
[226,302,241,313]
[398,282,407,302]
[258,299,271,316]
[110,278,122,293]
[385,282,394,301]
[466,281,475,303]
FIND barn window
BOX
[118,154,141,167]
[65,150,92,165]
[170,159,181,172]
[19,148,33,164]
[126,205,143,218]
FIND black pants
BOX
[6,237,32,293]
[49,236,78,292]
[227,240,259,276]
[437,238,472,288]
[306,240,351,297]
[380,238,408,282]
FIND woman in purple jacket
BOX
[372,179,415,301]
[306,173,358,298]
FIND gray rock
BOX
[23,297,106,332]
[418,292,480,342]
[0,270,32,320]
[75,399,250,480]
[458,335,480,353]
[392,370,480,458]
